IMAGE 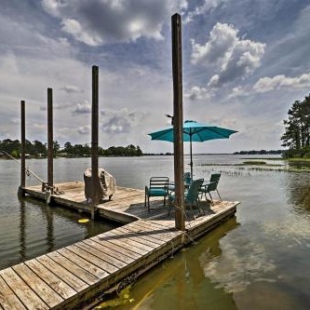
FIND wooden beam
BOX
[47,88,53,192]
[171,13,185,231]
[91,66,99,208]
[19,100,26,196]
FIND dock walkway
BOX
[0,183,239,309]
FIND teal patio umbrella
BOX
[148,120,238,179]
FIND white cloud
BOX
[191,23,265,87]
[185,0,228,23]
[78,125,90,135]
[41,0,188,45]
[61,85,84,94]
[101,108,145,134]
[61,18,103,46]
[41,0,66,17]
[72,102,91,115]
[253,73,310,93]
[186,86,211,100]
[40,102,74,111]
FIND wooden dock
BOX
[0,183,239,309]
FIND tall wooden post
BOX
[91,65,99,212]
[19,100,26,197]
[47,88,53,193]
[172,13,185,231]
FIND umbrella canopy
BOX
[148,120,238,179]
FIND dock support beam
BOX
[47,88,54,194]
[172,13,185,231]
[91,65,99,219]
[19,100,26,197]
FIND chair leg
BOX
[148,196,150,212]
[208,192,214,205]
[188,203,195,220]
[198,200,205,215]
[168,203,172,216]
[216,189,222,201]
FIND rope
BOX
[1,150,45,183]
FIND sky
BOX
[1,0,310,154]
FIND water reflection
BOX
[19,199,26,261]
[18,196,57,260]
[284,172,310,216]
[0,195,118,270]
[288,160,310,170]
[45,203,55,252]
[98,217,239,310]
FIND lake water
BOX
[1,155,310,309]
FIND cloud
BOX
[41,0,188,45]
[101,108,145,134]
[72,102,91,115]
[191,23,265,88]
[186,86,210,100]
[61,85,84,94]
[185,0,228,23]
[40,102,74,111]
[253,73,310,93]
[78,125,90,135]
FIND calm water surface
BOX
[1,155,310,309]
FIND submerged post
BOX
[19,100,26,197]
[47,88,53,193]
[172,13,185,231]
[91,65,99,213]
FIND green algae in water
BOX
[94,285,135,309]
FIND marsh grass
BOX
[199,161,310,173]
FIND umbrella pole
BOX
[190,138,193,180]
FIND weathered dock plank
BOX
[115,226,164,248]
[82,239,135,265]
[25,259,76,300]
[12,263,63,308]
[37,255,88,292]
[119,224,166,246]
[92,235,142,260]
[75,241,127,269]
[0,268,49,310]
[0,274,27,310]
[47,251,99,286]
[65,244,119,274]
[103,230,155,255]
[56,247,108,279]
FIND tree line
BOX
[281,94,310,158]
[233,150,282,155]
[0,139,143,158]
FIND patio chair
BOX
[199,173,222,204]
[168,178,204,218]
[168,172,192,192]
[183,172,191,187]
[145,177,170,212]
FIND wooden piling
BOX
[171,13,185,231]
[47,88,53,193]
[19,100,26,197]
[91,66,99,214]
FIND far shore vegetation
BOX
[2,94,310,162]
[0,139,143,158]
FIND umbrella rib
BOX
[195,127,230,140]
